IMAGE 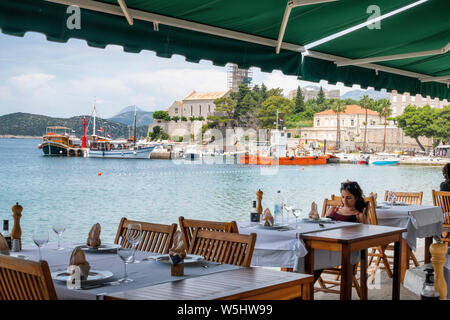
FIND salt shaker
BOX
[11,239,20,252]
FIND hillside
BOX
[109,110,154,127]
[0,113,149,139]
[341,89,390,101]
[109,105,154,126]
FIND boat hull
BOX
[371,160,399,165]
[88,146,156,159]
[239,155,328,165]
[42,142,68,156]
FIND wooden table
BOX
[301,224,406,300]
[104,267,314,300]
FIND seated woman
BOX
[326,181,366,223]
[440,163,450,192]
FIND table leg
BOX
[400,238,408,283]
[392,240,402,300]
[425,237,432,264]
[360,249,368,300]
[340,245,352,300]
[304,241,314,301]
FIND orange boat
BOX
[240,154,330,165]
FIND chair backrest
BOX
[188,229,256,267]
[0,255,57,300]
[363,196,378,225]
[384,191,423,205]
[114,217,177,254]
[432,190,450,225]
[178,216,239,250]
[321,198,343,217]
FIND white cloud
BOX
[7,73,56,91]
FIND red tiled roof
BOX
[315,105,379,116]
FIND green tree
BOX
[294,86,305,114]
[359,95,375,151]
[316,86,325,105]
[207,97,237,127]
[153,110,170,121]
[377,98,392,151]
[431,105,450,144]
[396,105,436,151]
[331,100,346,150]
[189,116,196,122]
[150,126,162,140]
[171,116,180,122]
[181,116,188,121]
[258,96,293,128]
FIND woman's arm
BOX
[356,211,367,224]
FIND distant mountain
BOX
[0,112,149,139]
[341,89,390,101]
[109,105,154,127]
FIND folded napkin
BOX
[262,208,274,226]
[69,246,90,280]
[0,234,9,255]
[86,223,101,248]
[309,201,319,220]
[169,231,186,265]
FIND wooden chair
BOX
[432,190,450,244]
[179,216,239,250]
[0,254,57,300]
[114,217,177,254]
[315,198,362,298]
[384,191,423,205]
[188,229,256,267]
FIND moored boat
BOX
[40,126,80,156]
[371,159,399,165]
[239,154,329,165]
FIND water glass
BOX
[126,223,142,263]
[52,219,66,250]
[117,240,135,283]
[33,229,49,261]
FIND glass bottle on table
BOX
[274,190,284,225]
[2,220,11,249]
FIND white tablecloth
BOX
[238,219,361,272]
[376,204,443,251]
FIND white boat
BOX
[183,145,202,160]
[88,145,156,159]
[87,106,157,159]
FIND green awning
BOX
[1,0,449,100]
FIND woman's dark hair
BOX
[340,181,366,213]
[443,163,450,185]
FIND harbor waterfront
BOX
[0,138,444,246]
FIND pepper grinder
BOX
[11,202,22,251]
[256,189,263,220]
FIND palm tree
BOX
[378,99,393,152]
[332,100,347,150]
[359,95,374,152]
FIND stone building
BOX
[299,105,433,152]
[150,90,231,138]
[389,90,449,117]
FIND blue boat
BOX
[371,160,399,165]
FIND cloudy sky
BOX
[0,31,364,119]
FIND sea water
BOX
[0,138,443,245]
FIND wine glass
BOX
[33,228,49,261]
[126,223,142,263]
[117,239,134,283]
[292,208,303,229]
[52,219,66,250]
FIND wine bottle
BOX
[1,220,12,249]
[250,200,259,222]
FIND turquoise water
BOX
[0,138,444,246]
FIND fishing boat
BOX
[87,106,156,159]
[39,126,81,156]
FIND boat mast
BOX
[93,99,96,137]
[133,106,137,149]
